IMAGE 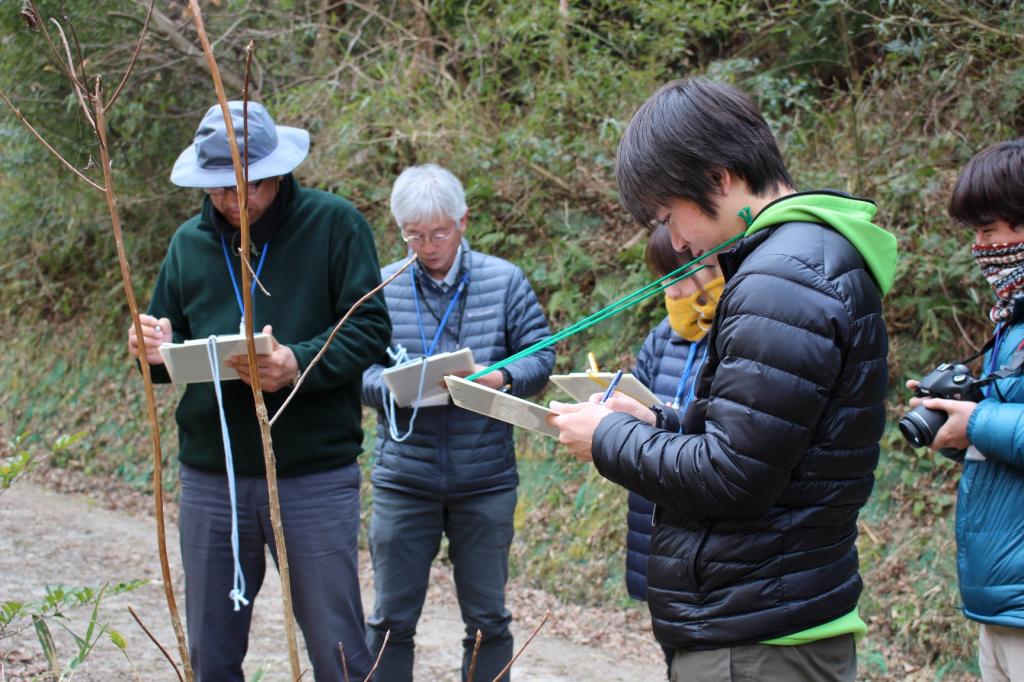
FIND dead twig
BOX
[0,89,104,191]
[467,629,483,682]
[490,610,551,682]
[235,246,272,296]
[185,5,301,678]
[527,161,571,193]
[49,18,95,130]
[363,629,390,682]
[94,77,193,682]
[141,1,250,96]
[128,605,184,682]
[7,7,192,680]
[338,642,351,682]
[269,253,418,426]
[107,0,154,108]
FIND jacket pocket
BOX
[690,522,715,590]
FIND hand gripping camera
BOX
[899,342,1024,454]
[898,363,985,449]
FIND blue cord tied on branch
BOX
[466,233,742,382]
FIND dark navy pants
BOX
[366,486,517,681]
[179,463,372,681]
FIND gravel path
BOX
[0,482,664,680]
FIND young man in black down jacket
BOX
[549,79,897,681]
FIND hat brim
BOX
[169,126,310,188]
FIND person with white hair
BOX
[362,164,554,681]
[128,101,390,681]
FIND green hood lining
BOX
[744,190,898,296]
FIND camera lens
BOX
[898,405,948,448]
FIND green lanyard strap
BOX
[467,233,742,381]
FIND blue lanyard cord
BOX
[411,268,470,357]
[382,271,470,443]
[671,343,700,410]
[204,337,249,612]
[678,343,710,432]
[221,236,269,320]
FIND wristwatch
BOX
[499,368,513,393]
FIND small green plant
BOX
[1,581,145,680]
[0,432,33,493]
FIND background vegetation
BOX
[2,1,1023,678]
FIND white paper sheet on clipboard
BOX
[444,375,559,439]
[549,372,660,406]
[158,333,273,385]
[382,347,476,408]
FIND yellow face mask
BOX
[665,276,725,342]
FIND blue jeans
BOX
[367,486,517,682]
[179,463,372,681]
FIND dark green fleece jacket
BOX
[147,174,391,477]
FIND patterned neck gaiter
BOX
[973,240,1024,323]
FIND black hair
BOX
[645,223,688,277]
[949,139,1024,228]
[616,78,794,224]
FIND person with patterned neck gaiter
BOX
[906,139,1024,682]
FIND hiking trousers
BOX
[179,462,371,681]
[366,486,517,681]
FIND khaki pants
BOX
[670,634,856,682]
[980,623,1024,682]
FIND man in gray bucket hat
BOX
[128,101,391,681]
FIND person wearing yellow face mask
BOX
[624,224,721,678]
[663,259,724,344]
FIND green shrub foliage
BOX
[3,2,1022,676]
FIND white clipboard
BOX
[445,375,559,439]
[382,347,476,408]
[549,372,660,406]
[158,333,273,385]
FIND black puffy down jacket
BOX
[592,220,888,650]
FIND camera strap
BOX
[968,327,1024,397]
[959,335,997,366]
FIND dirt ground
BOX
[0,481,664,681]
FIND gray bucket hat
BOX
[170,101,310,188]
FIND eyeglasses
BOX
[401,224,458,246]
[203,179,264,198]
[651,213,671,232]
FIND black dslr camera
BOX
[898,362,985,449]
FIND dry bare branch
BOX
[467,629,483,682]
[363,629,391,682]
[490,610,551,682]
[49,18,96,130]
[108,0,154,108]
[93,76,194,682]
[185,4,301,679]
[339,642,351,682]
[269,253,418,426]
[128,605,184,682]
[64,16,90,87]
[29,1,89,93]
[143,1,250,97]
[0,89,104,192]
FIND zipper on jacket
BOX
[690,521,714,590]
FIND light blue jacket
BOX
[960,318,1024,626]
